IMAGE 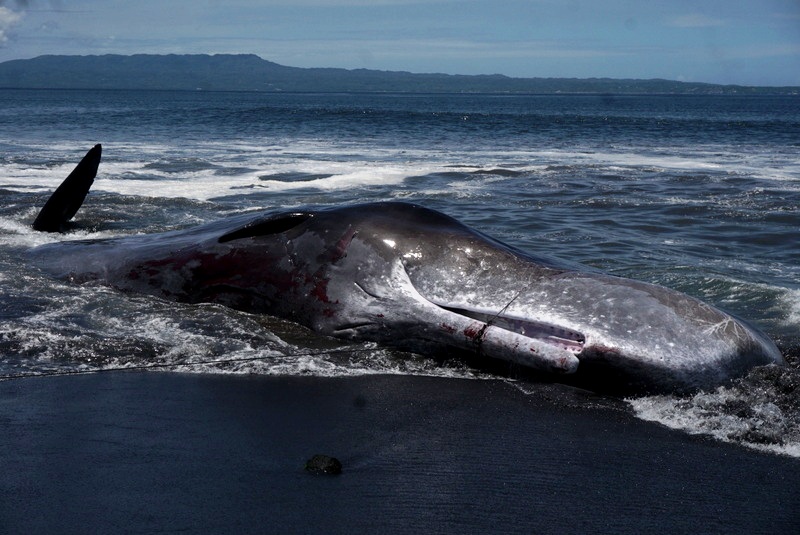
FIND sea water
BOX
[0,89,798,455]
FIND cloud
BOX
[0,6,23,43]
[730,43,800,60]
[668,14,726,28]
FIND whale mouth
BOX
[347,262,584,373]
[436,304,586,354]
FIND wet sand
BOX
[1,372,798,534]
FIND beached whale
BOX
[28,145,784,393]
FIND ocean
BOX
[0,89,798,456]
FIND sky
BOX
[0,0,799,86]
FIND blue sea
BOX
[0,89,798,456]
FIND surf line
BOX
[1,287,532,382]
[0,347,383,382]
[1,291,530,382]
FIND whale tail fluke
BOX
[33,144,102,232]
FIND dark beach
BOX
[1,372,798,534]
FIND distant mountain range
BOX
[0,54,797,95]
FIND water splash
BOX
[629,361,800,458]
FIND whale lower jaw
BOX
[435,305,586,354]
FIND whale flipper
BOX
[33,144,102,232]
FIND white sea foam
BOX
[0,144,474,200]
[0,216,68,248]
[0,273,483,381]
[629,392,800,458]
[780,288,800,331]
[3,137,796,206]
[0,215,133,249]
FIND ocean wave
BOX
[629,362,800,458]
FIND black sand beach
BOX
[1,372,798,534]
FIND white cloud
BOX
[0,6,23,43]
[729,43,800,60]
[668,14,726,28]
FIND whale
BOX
[28,146,784,394]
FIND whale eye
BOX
[218,213,311,243]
